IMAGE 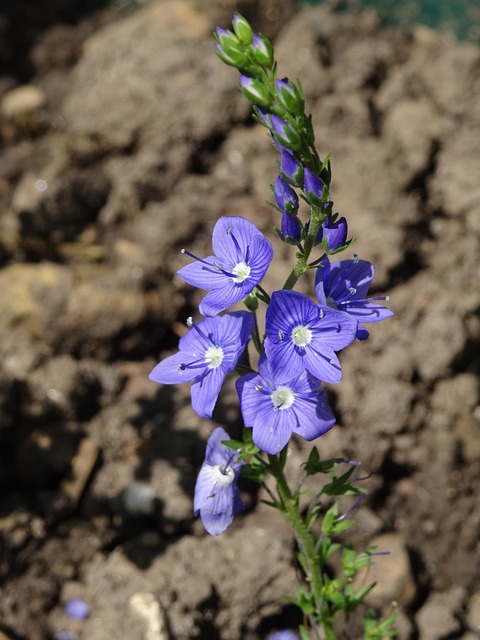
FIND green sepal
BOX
[321,502,339,535]
[284,585,316,616]
[241,455,266,483]
[364,609,398,639]
[322,466,366,497]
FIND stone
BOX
[1,84,47,118]
[360,533,416,609]
[416,587,464,640]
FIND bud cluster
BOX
[215,13,352,256]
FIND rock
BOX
[360,533,416,609]
[0,84,47,118]
[466,590,480,632]
[416,587,464,640]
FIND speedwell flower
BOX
[236,355,335,454]
[149,311,254,418]
[264,290,358,383]
[194,427,244,535]
[315,256,393,340]
[177,216,273,317]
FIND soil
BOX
[0,1,479,639]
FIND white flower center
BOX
[204,345,224,368]
[271,385,295,411]
[232,261,251,283]
[211,464,235,486]
[291,325,312,347]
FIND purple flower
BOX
[280,212,301,242]
[264,290,358,383]
[304,167,325,205]
[149,311,254,418]
[274,176,299,214]
[178,216,273,317]
[269,632,299,640]
[315,257,393,340]
[236,355,335,454]
[64,599,89,620]
[317,214,348,251]
[194,427,244,535]
[280,148,304,187]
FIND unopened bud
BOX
[232,12,253,44]
[239,75,272,108]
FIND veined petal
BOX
[328,258,374,300]
[303,344,342,383]
[212,216,261,264]
[245,234,274,282]
[197,482,240,536]
[341,301,394,323]
[177,257,226,290]
[191,366,226,418]
[252,409,292,454]
[312,307,358,350]
[292,393,335,440]
[149,351,202,384]
[266,290,318,335]
[264,334,305,380]
[199,281,247,317]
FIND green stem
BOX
[268,455,336,639]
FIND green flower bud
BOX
[251,33,274,67]
[239,75,272,108]
[232,12,253,45]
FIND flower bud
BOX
[232,12,253,44]
[214,42,247,68]
[317,214,348,251]
[280,148,304,187]
[274,176,299,215]
[270,114,301,151]
[281,211,301,242]
[275,78,304,115]
[251,33,274,67]
[304,167,326,205]
[239,75,272,108]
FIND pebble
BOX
[466,590,480,631]
[123,481,156,516]
[1,85,47,118]
[360,533,416,609]
[416,587,464,640]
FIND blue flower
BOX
[64,599,89,620]
[315,256,393,340]
[177,216,273,317]
[264,290,358,383]
[194,427,244,535]
[268,632,299,640]
[149,311,254,418]
[316,214,348,251]
[236,355,335,454]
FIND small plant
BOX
[150,12,395,640]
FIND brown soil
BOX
[0,1,479,639]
